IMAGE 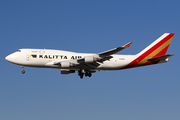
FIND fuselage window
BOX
[31,55,37,58]
[17,50,21,52]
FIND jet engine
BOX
[60,62,70,68]
[84,56,96,63]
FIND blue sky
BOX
[1,0,180,120]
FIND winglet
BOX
[123,42,132,47]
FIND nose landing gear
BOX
[21,66,25,74]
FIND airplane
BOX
[5,33,174,79]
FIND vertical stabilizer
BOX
[122,33,174,69]
[137,33,174,57]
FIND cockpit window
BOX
[17,50,21,52]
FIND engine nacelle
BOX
[61,69,75,74]
[60,62,70,68]
[84,56,96,63]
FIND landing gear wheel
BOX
[78,70,84,79]
[22,70,25,74]
[88,73,92,77]
[21,66,25,74]
[80,75,83,79]
[85,73,88,77]
[85,72,92,77]
[78,69,93,79]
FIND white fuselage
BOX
[5,49,137,70]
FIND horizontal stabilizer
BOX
[147,54,174,62]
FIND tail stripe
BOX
[136,36,173,66]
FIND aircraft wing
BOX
[98,42,132,57]
[51,42,132,70]
[76,42,132,63]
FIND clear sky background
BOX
[1,0,180,120]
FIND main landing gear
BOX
[21,66,25,74]
[78,70,93,79]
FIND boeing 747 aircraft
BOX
[5,33,174,79]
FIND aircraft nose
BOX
[5,54,16,63]
[5,55,11,61]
